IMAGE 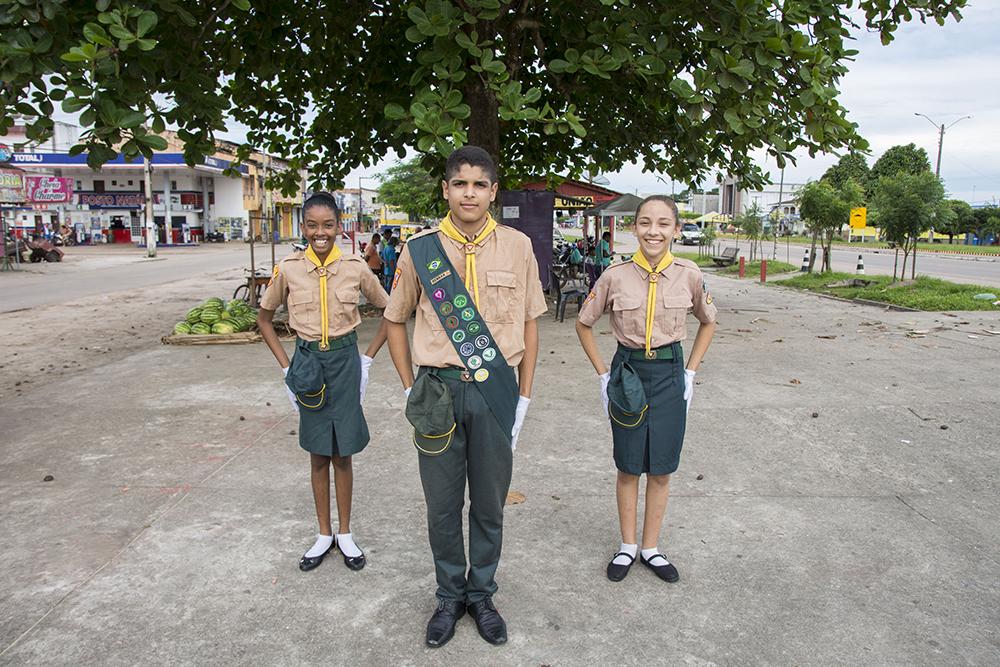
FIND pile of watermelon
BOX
[173,297,259,335]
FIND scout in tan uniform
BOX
[576,195,717,584]
[384,146,547,648]
[257,192,390,573]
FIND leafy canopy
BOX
[871,171,948,245]
[1,0,966,192]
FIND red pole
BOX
[738,255,745,279]
[760,258,767,283]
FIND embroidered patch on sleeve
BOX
[391,267,402,290]
[584,290,597,304]
[268,264,280,287]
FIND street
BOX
[1,249,999,664]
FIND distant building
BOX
[2,121,307,243]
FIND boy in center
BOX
[383,146,547,648]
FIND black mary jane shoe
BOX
[640,553,680,583]
[467,597,507,646]
[335,536,366,571]
[606,551,636,582]
[298,540,334,572]
[426,599,466,648]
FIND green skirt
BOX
[289,335,369,457]
[609,342,686,475]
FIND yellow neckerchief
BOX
[304,244,342,350]
[438,211,497,307]
[631,249,675,357]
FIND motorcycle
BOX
[25,236,64,263]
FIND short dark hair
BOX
[635,195,679,222]
[303,192,341,222]
[445,145,498,184]
[371,234,380,243]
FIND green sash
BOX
[408,233,518,434]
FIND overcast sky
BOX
[335,1,999,206]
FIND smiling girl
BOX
[257,192,389,574]
[576,195,717,584]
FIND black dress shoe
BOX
[467,597,507,645]
[335,536,366,571]
[606,551,636,582]
[426,599,466,648]
[298,540,334,571]
[640,553,680,582]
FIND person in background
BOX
[381,235,398,293]
[363,232,382,279]
[595,230,612,278]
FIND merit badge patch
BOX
[430,269,452,285]
[391,267,402,290]
[445,315,460,329]
[467,355,483,370]
[482,347,497,362]
[474,335,490,350]
[427,258,443,272]
[466,322,481,334]
[474,369,490,383]
[432,288,446,302]
[453,294,468,308]
[440,301,454,316]
[452,330,467,343]
[460,342,475,357]
[460,307,476,322]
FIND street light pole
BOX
[914,112,972,178]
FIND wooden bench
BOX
[711,246,740,267]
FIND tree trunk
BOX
[464,77,501,172]
[900,249,909,280]
[892,248,899,282]
[911,240,917,280]
[808,231,818,273]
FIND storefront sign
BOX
[0,168,23,203]
[78,191,145,208]
[25,176,74,203]
[555,195,594,209]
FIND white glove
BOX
[404,386,412,398]
[599,371,611,413]
[684,368,696,414]
[282,366,298,412]
[359,354,374,403]
[510,395,531,451]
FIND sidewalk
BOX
[1,271,998,665]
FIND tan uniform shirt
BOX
[383,226,548,367]
[578,257,717,348]
[260,252,390,341]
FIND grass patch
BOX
[722,259,797,275]
[715,233,1000,255]
[774,272,1000,311]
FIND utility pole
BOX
[915,112,972,178]
[143,157,156,258]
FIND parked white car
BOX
[680,223,703,245]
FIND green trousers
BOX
[416,367,513,603]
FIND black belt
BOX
[298,331,357,351]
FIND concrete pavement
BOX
[1,267,999,665]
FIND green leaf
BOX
[231,0,251,10]
[60,50,88,63]
[455,32,474,50]
[135,39,157,51]
[83,23,113,47]
[96,0,111,10]
[548,59,570,73]
[384,103,406,120]
[151,116,165,134]
[136,11,158,37]
[141,135,168,150]
[61,96,89,113]
[730,59,754,78]
[417,135,434,152]
[121,111,146,128]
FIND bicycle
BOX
[233,268,272,305]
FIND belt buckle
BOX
[319,341,329,351]
[645,350,656,359]
[460,370,472,382]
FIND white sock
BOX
[305,534,333,558]
[336,532,363,558]
[641,547,669,566]
[612,543,637,566]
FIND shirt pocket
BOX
[611,296,643,341]
[484,270,519,323]
[288,290,317,325]
[334,286,360,328]
[661,294,693,335]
